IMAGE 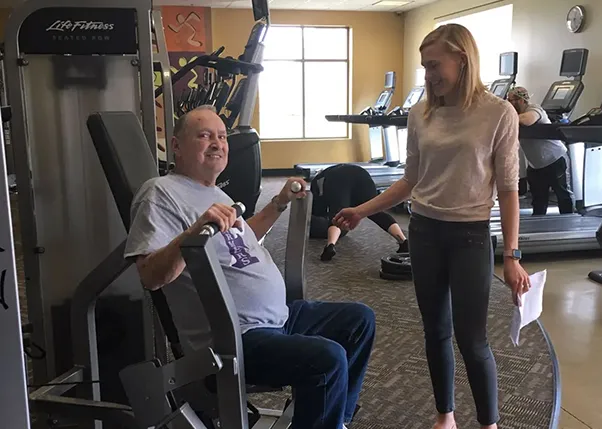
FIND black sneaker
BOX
[397,239,409,253]
[321,244,336,261]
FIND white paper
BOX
[510,270,547,346]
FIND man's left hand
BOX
[277,177,308,205]
[504,259,531,306]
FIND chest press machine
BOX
[87,110,311,429]
[0,0,314,427]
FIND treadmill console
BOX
[252,0,270,22]
[491,80,511,98]
[384,71,396,90]
[489,51,518,100]
[499,51,518,76]
[559,48,588,78]
[542,48,588,120]
[571,107,602,126]
[369,71,396,115]
[402,86,425,111]
[542,80,583,118]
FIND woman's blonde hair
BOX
[419,23,487,120]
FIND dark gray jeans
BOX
[408,213,499,426]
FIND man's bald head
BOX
[173,105,219,139]
[171,105,229,186]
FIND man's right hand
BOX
[333,207,363,231]
[191,203,243,235]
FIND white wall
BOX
[402,0,602,118]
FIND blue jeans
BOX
[242,300,376,429]
[408,213,499,426]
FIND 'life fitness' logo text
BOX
[46,20,115,32]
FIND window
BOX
[415,67,425,87]
[436,4,514,85]
[259,26,350,140]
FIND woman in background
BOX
[334,24,530,429]
[309,163,408,261]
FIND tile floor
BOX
[495,251,602,429]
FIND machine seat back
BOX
[87,111,183,358]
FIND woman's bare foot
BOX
[481,425,497,429]
[433,412,456,429]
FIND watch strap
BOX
[271,195,288,212]
[503,249,521,259]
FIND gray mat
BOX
[254,178,559,429]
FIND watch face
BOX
[567,6,584,33]
[512,249,522,259]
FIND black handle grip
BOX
[200,202,246,237]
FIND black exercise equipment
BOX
[295,73,426,191]
[489,51,518,99]
[380,253,413,281]
[87,109,311,428]
[155,15,267,220]
[489,48,602,255]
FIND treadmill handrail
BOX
[520,123,602,144]
[558,125,602,144]
[325,114,408,127]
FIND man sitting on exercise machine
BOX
[310,163,409,261]
[508,86,574,215]
[124,105,376,429]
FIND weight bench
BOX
[86,110,312,428]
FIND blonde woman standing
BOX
[334,24,531,429]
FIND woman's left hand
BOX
[504,259,531,306]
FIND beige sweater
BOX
[403,91,520,222]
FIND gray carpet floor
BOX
[10,176,558,429]
[253,177,559,429]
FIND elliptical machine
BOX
[154,3,269,219]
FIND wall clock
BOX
[567,5,586,33]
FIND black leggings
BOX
[309,167,396,239]
[408,213,498,426]
[310,212,396,239]
[527,156,573,215]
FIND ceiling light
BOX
[373,1,412,6]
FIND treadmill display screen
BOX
[552,86,572,100]
[493,83,506,97]
[403,88,424,108]
[499,53,516,76]
[385,72,395,89]
[560,49,587,77]
[375,92,389,108]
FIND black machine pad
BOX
[86,111,159,228]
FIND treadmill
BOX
[489,51,518,100]
[490,48,583,221]
[490,48,602,255]
[294,73,424,187]
[321,86,425,191]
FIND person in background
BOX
[309,163,409,261]
[334,24,530,429]
[507,86,574,215]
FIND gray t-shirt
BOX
[519,104,567,169]
[124,173,289,353]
